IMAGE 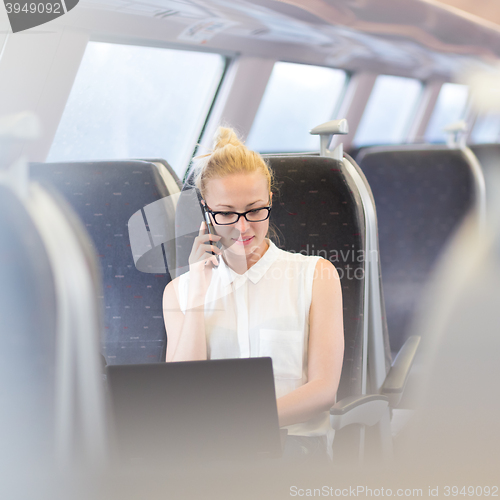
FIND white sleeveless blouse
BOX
[178,239,334,445]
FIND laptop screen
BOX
[106,357,282,464]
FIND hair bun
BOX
[213,126,243,150]
[194,125,273,204]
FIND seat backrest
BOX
[0,179,108,474]
[175,155,367,401]
[30,160,181,365]
[469,143,500,166]
[266,155,368,401]
[0,185,58,467]
[470,143,500,202]
[399,207,500,476]
[357,145,485,354]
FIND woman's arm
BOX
[163,278,207,362]
[276,258,344,427]
[164,222,221,362]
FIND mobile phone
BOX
[202,204,221,264]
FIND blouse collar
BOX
[218,239,279,287]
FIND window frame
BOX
[48,35,234,178]
[245,60,350,154]
[352,73,425,147]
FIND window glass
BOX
[353,75,422,146]
[425,83,469,143]
[471,112,500,143]
[48,41,225,178]
[245,62,347,152]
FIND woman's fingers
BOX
[200,248,221,263]
[206,244,222,255]
[194,243,222,259]
[195,224,221,253]
[189,244,221,265]
[189,222,222,266]
[198,221,222,241]
[203,254,219,266]
[197,239,222,254]
[197,232,222,245]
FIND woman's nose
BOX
[235,215,250,232]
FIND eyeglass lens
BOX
[214,208,269,224]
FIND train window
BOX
[47,41,225,177]
[353,75,422,146]
[245,62,346,152]
[470,112,500,143]
[425,83,469,143]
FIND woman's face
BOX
[203,172,272,261]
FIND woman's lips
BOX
[232,236,254,246]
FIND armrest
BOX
[382,335,421,407]
[330,394,389,430]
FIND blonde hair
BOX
[193,127,274,199]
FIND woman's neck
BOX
[222,239,269,275]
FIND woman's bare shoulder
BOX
[163,275,182,299]
[313,258,340,281]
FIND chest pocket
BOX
[259,329,303,380]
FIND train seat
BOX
[470,143,500,168]
[396,202,500,479]
[470,143,500,202]
[0,184,59,468]
[1,112,106,478]
[29,159,182,365]
[269,155,368,409]
[356,145,485,356]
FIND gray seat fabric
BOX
[30,160,181,365]
[397,210,500,478]
[470,143,500,171]
[357,147,478,354]
[470,144,500,201]
[266,156,366,402]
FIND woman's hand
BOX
[187,221,222,304]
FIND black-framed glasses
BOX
[204,203,272,225]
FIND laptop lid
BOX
[106,357,282,464]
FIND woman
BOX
[163,127,344,459]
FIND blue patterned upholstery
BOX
[357,147,477,353]
[177,155,366,401]
[30,160,181,365]
[268,156,367,401]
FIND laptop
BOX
[106,357,284,465]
